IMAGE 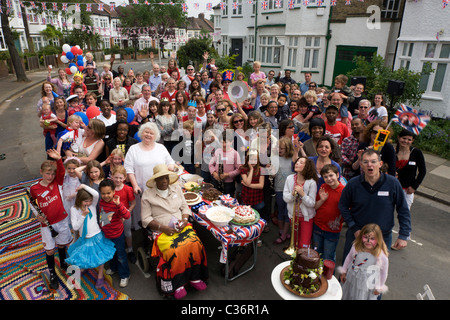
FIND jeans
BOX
[275,192,289,222]
[312,224,341,262]
[251,201,265,212]
[109,232,130,279]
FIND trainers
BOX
[120,276,130,288]
[190,280,207,291]
[49,272,59,290]
[105,269,116,276]
[174,286,187,299]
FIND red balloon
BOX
[65,67,72,75]
[86,106,101,120]
[78,48,83,55]
[78,66,84,72]
[71,46,78,55]
[62,52,66,56]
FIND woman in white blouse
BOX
[109,77,129,110]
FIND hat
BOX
[187,100,197,108]
[326,104,339,111]
[222,70,234,83]
[146,164,179,188]
[66,94,79,102]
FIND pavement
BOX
[0,63,449,207]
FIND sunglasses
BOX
[216,108,226,112]
[233,119,244,124]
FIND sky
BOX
[103,0,221,18]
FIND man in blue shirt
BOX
[300,72,313,95]
[149,63,162,95]
[338,148,411,261]
[200,71,212,97]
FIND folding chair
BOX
[416,284,435,300]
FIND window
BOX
[248,35,255,60]
[268,0,283,10]
[32,36,44,51]
[222,0,229,16]
[419,43,450,95]
[287,36,298,67]
[114,38,122,48]
[0,30,6,50]
[215,15,221,28]
[303,36,320,69]
[381,0,401,19]
[399,42,414,70]
[102,37,111,49]
[259,36,282,65]
[232,0,242,15]
[99,17,109,29]
[222,35,228,56]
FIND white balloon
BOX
[62,44,71,53]
[70,66,78,74]
[75,45,81,49]
[60,56,70,64]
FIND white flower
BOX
[284,279,290,285]
[309,271,317,280]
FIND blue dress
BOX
[66,209,116,269]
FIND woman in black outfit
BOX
[395,129,426,209]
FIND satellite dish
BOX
[228,81,249,103]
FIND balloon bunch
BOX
[60,44,85,75]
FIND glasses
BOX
[233,119,244,124]
[216,108,226,112]
[359,106,369,109]
[187,69,194,71]
[362,160,379,165]
[309,85,316,88]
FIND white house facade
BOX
[393,0,450,118]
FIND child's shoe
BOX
[190,280,207,291]
[174,286,187,299]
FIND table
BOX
[191,202,266,284]
[271,261,343,300]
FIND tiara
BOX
[187,100,197,108]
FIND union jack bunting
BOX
[30,1,36,9]
[443,0,449,8]
[41,2,47,10]
[52,2,58,10]
[317,0,323,6]
[261,0,268,10]
[392,104,430,135]
[98,3,104,11]
[220,2,225,10]
[232,1,238,9]
[86,3,92,11]
[330,0,337,6]
[247,0,253,3]
[303,0,309,6]
[345,0,352,5]
[110,2,116,11]
[133,0,138,4]
[75,3,80,12]
[194,3,199,9]
[288,0,295,9]
[62,3,68,11]
[275,0,282,8]
[182,3,188,12]
[206,2,212,10]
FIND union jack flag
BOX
[52,2,58,10]
[232,1,238,9]
[303,0,309,6]
[98,3,104,11]
[288,0,295,9]
[345,0,352,5]
[110,2,116,11]
[41,2,47,10]
[443,0,449,8]
[247,0,253,3]
[62,3,67,11]
[206,3,212,10]
[86,3,92,11]
[275,0,282,8]
[75,3,80,12]
[223,70,234,81]
[6,0,12,8]
[194,3,199,9]
[182,3,188,12]
[133,0,138,4]
[317,0,323,6]
[30,1,36,9]
[330,0,337,6]
[261,0,268,10]
[392,104,430,135]
[220,2,225,10]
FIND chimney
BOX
[199,13,205,20]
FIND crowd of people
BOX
[32,51,427,300]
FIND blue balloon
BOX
[133,131,141,142]
[69,63,76,68]
[66,52,74,60]
[124,107,135,124]
[74,111,89,126]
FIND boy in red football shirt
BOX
[98,179,131,288]
[30,149,73,289]
[312,164,345,262]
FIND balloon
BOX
[60,56,69,64]
[65,67,72,75]
[74,112,89,126]
[61,51,66,56]
[133,131,141,142]
[71,46,79,55]
[86,106,101,120]
[62,44,71,53]
[78,66,84,72]
[69,62,77,68]
[78,49,83,55]
[66,52,74,60]
[124,107,135,124]
[70,66,78,74]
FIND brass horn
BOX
[283,193,297,256]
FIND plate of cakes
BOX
[281,248,327,298]
[230,205,260,226]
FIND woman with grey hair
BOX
[124,122,175,228]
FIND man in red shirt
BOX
[30,149,73,289]
[324,104,350,146]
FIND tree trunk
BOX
[20,5,35,54]
[0,1,29,82]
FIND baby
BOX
[40,104,58,146]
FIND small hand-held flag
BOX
[391,104,430,135]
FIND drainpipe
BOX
[254,3,258,61]
[322,5,333,87]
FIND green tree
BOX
[40,25,64,46]
[347,53,433,111]
[177,37,215,70]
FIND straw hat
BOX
[146,164,179,188]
